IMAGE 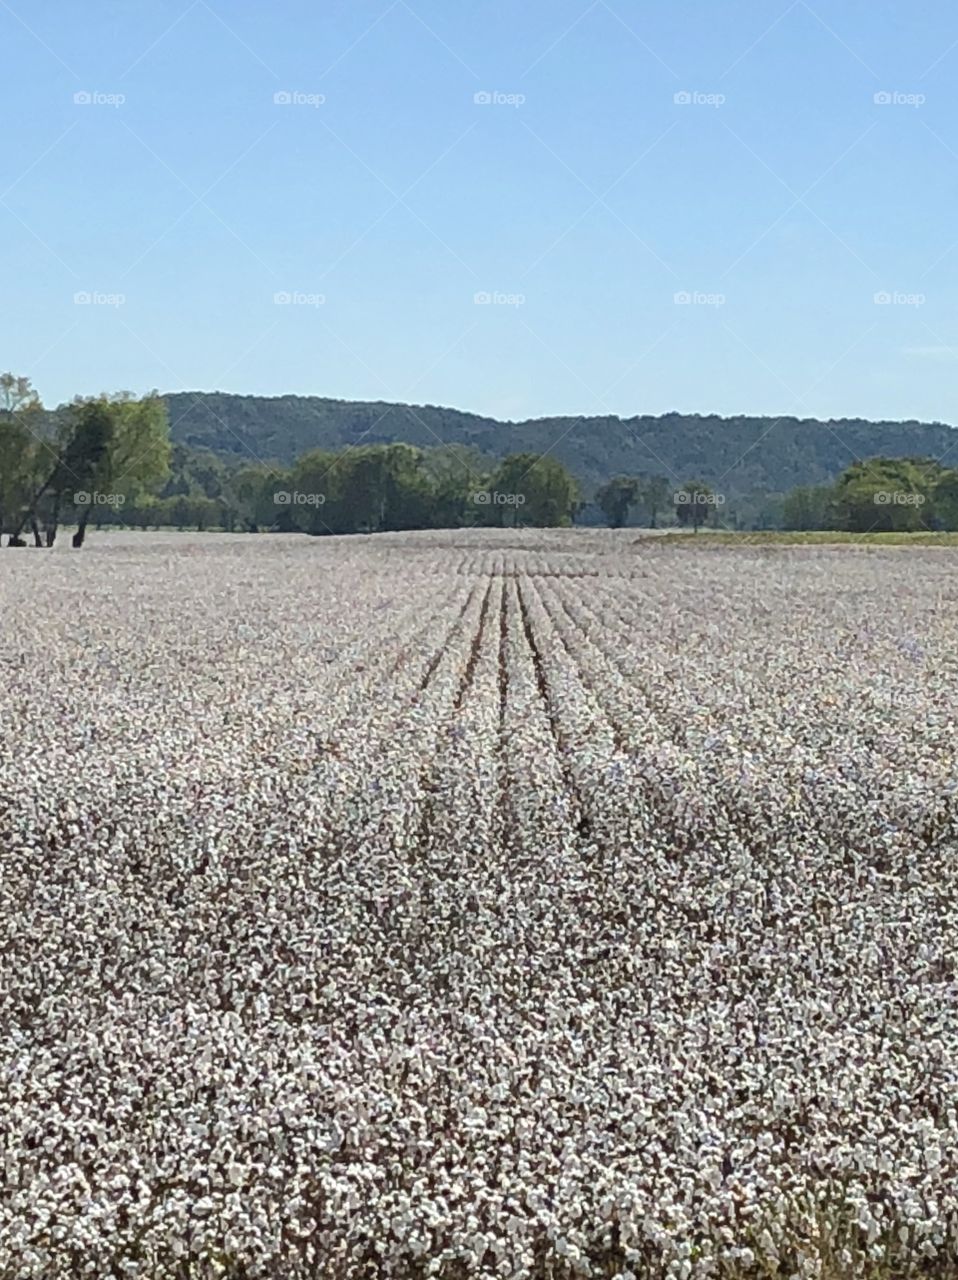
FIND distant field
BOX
[651,528,958,545]
[2,528,957,1277]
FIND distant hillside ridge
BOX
[163,391,957,497]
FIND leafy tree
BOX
[124,494,163,530]
[674,480,715,531]
[832,458,939,533]
[0,375,46,544]
[70,395,171,546]
[596,475,639,528]
[933,468,958,531]
[161,444,230,500]
[0,413,38,533]
[15,401,114,547]
[289,449,342,535]
[338,448,386,533]
[639,474,671,528]
[486,453,578,527]
[225,464,285,532]
[8,393,171,547]
[782,484,836,531]
[59,401,115,545]
[149,492,228,532]
[420,445,489,529]
[381,444,434,531]
[294,444,438,535]
[0,373,39,416]
[744,491,786,531]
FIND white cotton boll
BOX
[5,534,958,1274]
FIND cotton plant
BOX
[0,529,956,1277]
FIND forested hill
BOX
[164,392,957,497]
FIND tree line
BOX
[595,474,723,530]
[0,375,170,547]
[7,372,954,543]
[197,445,580,535]
[782,457,958,533]
[598,460,958,534]
[163,392,958,501]
[0,375,582,544]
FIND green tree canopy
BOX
[832,458,940,533]
[596,475,639,528]
[674,480,716,531]
[6,392,171,547]
[0,374,45,540]
[485,453,578,527]
[638,475,671,528]
[782,484,836,531]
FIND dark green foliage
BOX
[779,457,958,533]
[596,476,639,528]
[932,468,958,531]
[0,388,45,538]
[637,474,671,528]
[782,484,836,531]
[85,444,579,535]
[593,473,678,528]
[832,458,942,533]
[162,393,958,500]
[478,453,579,527]
[10,375,958,540]
[674,479,716,531]
[1,385,173,546]
[58,401,114,490]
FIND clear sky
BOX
[2,0,957,424]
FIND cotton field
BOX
[2,529,958,1280]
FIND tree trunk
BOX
[72,508,91,547]
[45,490,62,547]
[9,468,56,542]
[30,515,43,547]
[10,468,57,545]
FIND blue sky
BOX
[3,0,958,424]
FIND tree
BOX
[933,468,958,531]
[0,373,39,416]
[191,495,222,532]
[289,450,341,535]
[8,393,171,547]
[161,444,230,499]
[674,480,715,531]
[225,464,285,532]
[832,458,939,534]
[1,417,38,542]
[58,402,115,545]
[596,475,639,528]
[0,374,44,545]
[486,453,578,527]
[69,394,171,547]
[380,444,434,531]
[11,401,114,547]
[782,484,836,531]
[639,474,671,528]
[337,448,387,533]
[420,445,489,528]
